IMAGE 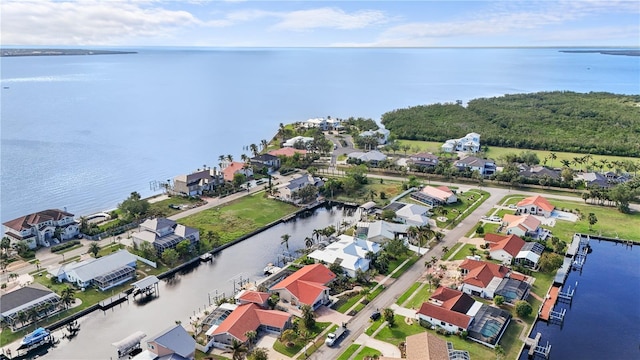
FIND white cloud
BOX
[1,0,202,45]
[272,7,387,31]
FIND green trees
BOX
[89,242,100,257]
[300,304,316,329]
[118,192,149,221]
[381,92,640,157]
[588,213,598,230]
[161,249,179,267]
[280,234,291,253]
[227,339,249,360]
[539,252,564,273]
[515,300,533,318]
[383,308,395,326]
[60,286,76,308]
[494,295,505,306]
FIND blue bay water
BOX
[1,48,639,222]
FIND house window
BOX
[440,321,446,326]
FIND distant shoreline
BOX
[0,49,137,57]
[560,49,640,57]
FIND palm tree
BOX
[299,329,315,356]
[304,237,314,249]
[441,246,449,255]
[249,144,259,157]
[382,308,395,326]
[280,234,291,253]
[61,286,76,308]
[27,307,39,327]
[89,242,100,257]
[34,259,41,271]
[550,152,557,167]
[312,228,323,242]
[226,154,234,163]
[425,273,436,290]
[226,339,248,360]
[244,330,257,349]
[300,304,316,329]
[260,139,268,151]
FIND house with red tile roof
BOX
[417,302,473,334]
[269,264,336,309]
[3,209,79,249]
[487,234,525,264]
[236,290,271,308]
[268,147,307,157]
[207,303,291,349]
[516,195,555,217]
[458,259,510,299]
[502,214,543,238]
[221,161,253,182]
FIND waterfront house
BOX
[0,283,62,330]
[131,218,199,256]
[458,259,510,299]
[355,220,410,243]
[250,153,281,173]
[515,241,545,268]
[485,234,526,264]
[282,136,314,148]
[135,324,195,360]
[392,203,431,227]
[411,185,457,207]
[173,167,221,196]
[206,303,292,350]
[308,234,380,278]
[236,290,271,308]
[269,264,336,309]
[417,286,511,348]
[408,152,440,169]
[502,214,544,239]
[441,133,480,153]
[454,156,496,176]
[221,161,253,182]
[275,174,324,203]
[268,147,308,157]
[48,250,137,291]
[516,195,555,217]
[3,209,79,249]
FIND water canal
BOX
[519,239,639,360]
[43,205,359,359]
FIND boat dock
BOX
[539,286,559,322]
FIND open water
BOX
[519,239,640,359]
[1,48,639,223]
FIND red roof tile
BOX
[238,291,270,306]
[270,264,335,306]
[459,259,510,288]
[483,233,506,243]
[3,209,74,231]
[429,287,475,313]
[418,302,472,329]
[489,234,525,257]
[212,303,290,342]
[222,162,249,182]
[517,195,555,212]
[268,148,307,157]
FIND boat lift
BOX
[112,331,146,358]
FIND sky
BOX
[1,0,639,47]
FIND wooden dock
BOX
[539,285,560,321]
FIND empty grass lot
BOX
[177,194,297,243]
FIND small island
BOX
[560,49,640,57]
[0,48,137,57]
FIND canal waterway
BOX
[519,239,640,360]
[41,205,359,360]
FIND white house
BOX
[282,136,314,148]
[442,132,480,153]
[132,218,200,256]
[356,221,410,243]
[3,209,79,249]
[269,264,336,309]
[347,150,387,165]
[308,235,380,277]
[49,250,138,291]
[173,168,221,196]
[359,128,390,144]
[516,195,555,217]
[502,214,543,238]
[275,174,324,203]
[394,203,431,226]
[458,259,510,299]
[412,186,458,207]
[454,156,496,176]
[486,234,525,264]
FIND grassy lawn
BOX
[545,199,640,242]
[443,242,464,260]
[374,315,426,346]
[148,196,204,218]
[395,140,638,170]
[273,322,331,357]
[178,194,298,243]
[337,344,360,360]
[403,285,434,310]
[391,255,420,278]
[530,270,555,298]
[334,292,365,313]
[444,189,490,228]
[366,285,385,301]
[450,243,480,261]
[365,318,385,336]
[354,347,382,359]
[396,282,421,305]
[195,350,229,360]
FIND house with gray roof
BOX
[359,128,390,144]
[173,168,221,196]
[276,174,324,203]
[48,250,138,291]
[251,153,281,173]
[132,324,195,360]
[454,156,496,176]
[0,283,61,330]
[356,220,410,243]
[132,218,199,256]
[347,150,388,166]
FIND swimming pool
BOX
[480,319,502,338]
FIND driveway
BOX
[315,306,351,325]
[353,333,401,358]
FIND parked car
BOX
[370,310,381,321]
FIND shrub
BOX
[51,240,81,253]
[515,300,533,318]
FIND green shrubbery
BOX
[51,240,81,253]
